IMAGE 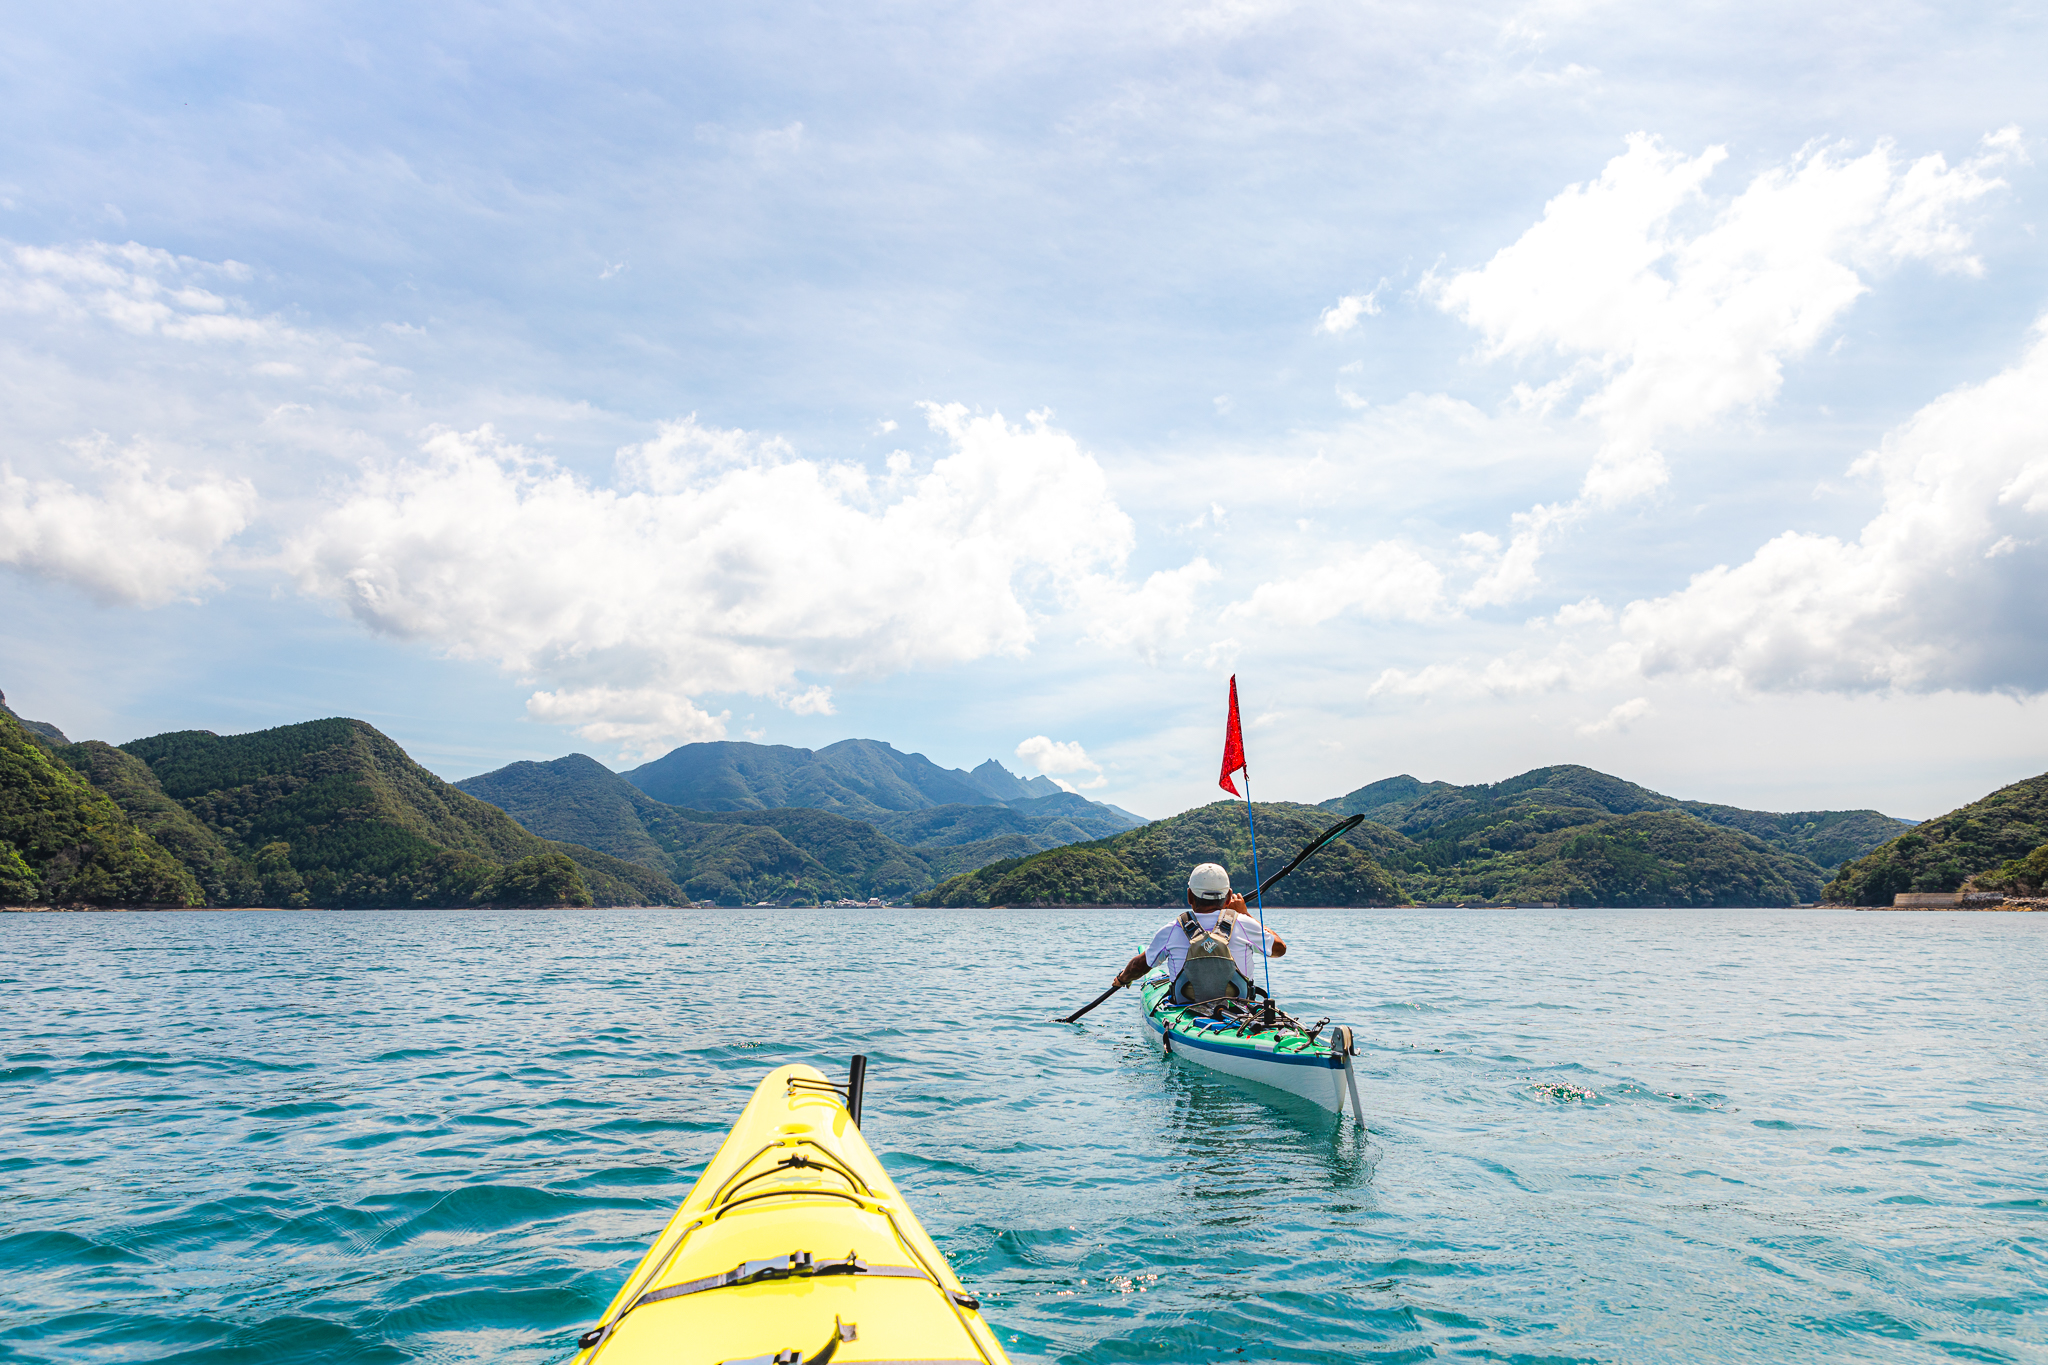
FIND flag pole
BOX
[1221,674,1272,1000]
[1243,768,1272,999]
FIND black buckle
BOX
[717,1315,858,1365]
[732,1250,863,1286]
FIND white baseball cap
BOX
[1187,863,1231,896]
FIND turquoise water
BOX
[3,906,2044,1364]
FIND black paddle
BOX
[1056,812,1369,1024]
[1058,981,1124,1025]
[1253,813,1365,898]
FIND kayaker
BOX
[1109,862,1286,1005]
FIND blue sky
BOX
[3,0,2046,821]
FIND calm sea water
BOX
[3,906,2044,1364]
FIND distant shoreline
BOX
[3,904,332,914]
[1853,904,2045,913]
[10,901,2043,914]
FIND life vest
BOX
[1172,907,1253,1005]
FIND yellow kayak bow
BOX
[570,1061,1009,1365]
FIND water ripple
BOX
[1,906,2044,1363]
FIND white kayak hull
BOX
[1137,976,1366,1125]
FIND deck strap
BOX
[580,1252,979,1352]
[631,1251,936,1311]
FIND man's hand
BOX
[1227,892,1287,956]
[1112,950,1149,988]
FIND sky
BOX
[3,0,2046,822]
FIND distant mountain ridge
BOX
[21,678,2015,914]
[1322,764,1912,875]
[620,737,1146,827]
[1,706,680,908]
[1824,769,2048,904]
[114,720,683,907]
[920,779,1835,908]
[920,801,1406,908]
[456,751,1147,904]
[2,706,202,906]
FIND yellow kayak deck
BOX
[571,1063,1008,1365]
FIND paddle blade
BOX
[1256,813,1367,897]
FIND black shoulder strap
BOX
[1178,911,1202,939]
[1218,906,1238,933]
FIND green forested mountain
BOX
[54,740,263,905]
[115,720,682,908]
[919,802,1406,908]
[619,736,1147,830]
[871,791,1133,847]
[1824,770,2048,904]
[1,691,71,747]
[1,708,203,906]
[455,752,1089,903]
[1371,808,1825,906]
[621,737,1041,813]
[19,678,2009,914]
[1979,841,2048,896]
[924,772,1838,907]
[1322,765,1911,874]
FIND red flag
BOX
[1219,675,1247,796]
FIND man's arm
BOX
[1227,893,1287,957]
[1112,950,1150,987]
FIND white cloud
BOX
[1378,316,2048,704]
[1576,695,1650,737]
[287,406,1142,756]
[1544,595,1612,629]
[1367,640,1638,700]
[784,685,836,716]
[1433,130,2018,507]
[1081,557,1221,662]
[2,240,301,348]
[1227,542,1445,628]
[1316,284,1383,335]
[1620,317,2048,694]
[1458,500,1577,607]
[1407,129,2021,609]
[1187,636,1241,672]
[526,687,730,763]
[1015,734,1108,790]
[0,438,255,606]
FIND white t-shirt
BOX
[1144,907,1277,983]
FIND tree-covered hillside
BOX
[55,740,263,905]
[872,791,1137,847]
[458,752,1132,903]
[624,738,1036,815]
[1824,770,2048,904]
[918,802,1405,908]
[1379,808,1824,906]
[117,720,682,908]
[1321,764,1911,874]
[618,736,1145,832]
[1,708,203,907]
[919,792,1822,908]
